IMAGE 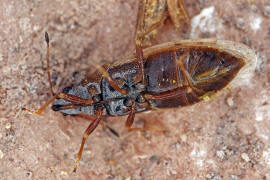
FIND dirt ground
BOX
[1,0,270,179]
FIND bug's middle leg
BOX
[135,43,146,86]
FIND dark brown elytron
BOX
[23,0,257,172]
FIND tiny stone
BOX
[216,150,225,160]
[235,18,246,31]
[206,172,222,180]
[226,97,234,107]
[241,153,250,162]
[5,122,11,129]
[0,149,3,159]
[107,174,115,179]
[263,6,270,17]
[60,171,68,176]
[231,175,239,180]
[0,53,3,61]
[180,134,187,142]
[149,155,159,162]
[25,170,32,178]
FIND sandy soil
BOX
[1,0,270,179]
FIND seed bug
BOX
[23,0,257,172]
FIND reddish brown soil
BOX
[1,0,270,179]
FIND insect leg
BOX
[135,0,168,45]
[167,0,189,28]
[144,86,192,100]
[135,0,169,86]
[125,101,163,132]
[125,101,136,131]
[77,114,119,137]
[135,0,189,47]
[90,62,128,95]
[23,93,94,114]
[73,109,103,173]
[22,94,58,114]
[135,44,146,86]
[176,52,205,95]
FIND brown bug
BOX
[23,0,257,172]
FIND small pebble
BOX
[149,155,159,162]
[226,97,234,107]
[216,150,225,160]
[180,134,187,142]
[241,153,250,162]
[86,150,91,155]
[231,175,239,180]
[60,171,68,176]
[5,122,11,129]
[263,6,270,17]
[0,149,4,159]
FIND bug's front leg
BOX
[22,93,94,114]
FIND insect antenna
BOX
[45,31,55,96]
[22,32,59,114]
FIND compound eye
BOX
[123,98,133,107]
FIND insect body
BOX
[24,37,256,172]
[54,40,248,117]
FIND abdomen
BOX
[144,48,202,108]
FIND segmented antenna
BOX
[45,31,54,96]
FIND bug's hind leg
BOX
[135,0,189,47]
[167,0,189,28]
[135,43,146,86]
[73,109,103,172]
